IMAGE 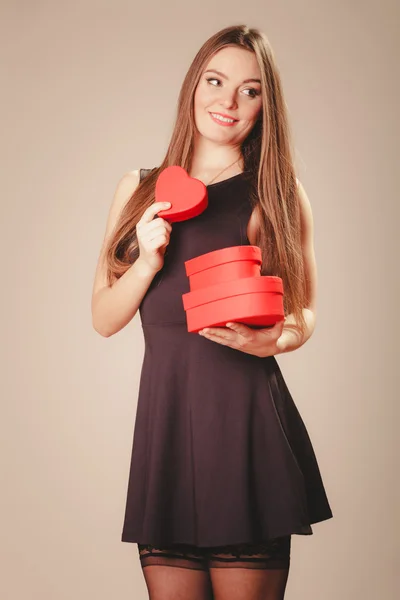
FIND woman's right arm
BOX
[91,170,171,337]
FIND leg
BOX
[207,537,291,600]
[137,543,214,600]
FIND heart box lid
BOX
[182,276,283,311]
[156,165,208,223]
[185,245,262,277]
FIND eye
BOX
[244,88,261,99]
[205,77,261,99]
[206,77,220,87]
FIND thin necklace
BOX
[205,158,242,186]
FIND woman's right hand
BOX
[136,202,172,274]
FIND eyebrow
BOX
[204,69,261,84]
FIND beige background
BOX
[2,1,398,599]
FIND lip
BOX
[209,111,239,126]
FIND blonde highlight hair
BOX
[105,25,308,336]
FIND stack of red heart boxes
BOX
[182,245,284,333]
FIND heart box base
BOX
[182,276,284,333]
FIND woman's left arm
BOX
[198,180,318,356]
[274,179,318,354]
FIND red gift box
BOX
[185,245,262,291]
[182,246,284,333]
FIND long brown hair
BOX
[105,25,308,337]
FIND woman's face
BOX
[193,46,263,146]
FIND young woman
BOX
[91,24,333,600]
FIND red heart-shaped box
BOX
[185,246,262,291]
[182,276,284,333]
[156,165,208,223]
[182,246,284,332]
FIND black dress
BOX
[121,168,333,547]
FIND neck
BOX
[191,134,243,174]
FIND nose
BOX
[219,89,238,110]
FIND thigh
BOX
[207,537,291,600]
[137,543,213,600]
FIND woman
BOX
[91,24,333,600]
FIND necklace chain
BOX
[205,158,242,186]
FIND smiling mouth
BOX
[209,112,239,124]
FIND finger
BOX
[140,202,171,223]
[225,321,254,339]
[147,233,169,249]
[139,217,172,233]
[145,228,170,244]
[139,223,171,240]
[200,331,239,349]
[148,231,170,245]
[274,319,285,332]
[200,327,237,342]
[260,319,284,335]
[274,317,285,326]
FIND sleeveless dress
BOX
[121,168,333,548]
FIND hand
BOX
[198,319,287,358]
[136,202,172,273]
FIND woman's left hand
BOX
[198,319,287,358]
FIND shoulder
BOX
[104,169,141,241]
[124,168,141,188]
[115,166,156,205]
[104,169,141,236]
[114,168,141,195]
[112,169,141,207]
